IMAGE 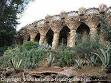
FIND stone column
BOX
[86,15,99,42]
[90,26,97,41]
[23,37,28,42]
[30,33,37,42]
[23,35,29,42]
[52,31,60,49]
[38,26,49,46]
[49,15,62,49]
[65,16,80,48]
[68,29,76,47]
[39,35,46,46]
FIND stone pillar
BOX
[86,15,99,42]
[23,38,28,42]
[49,16,62,49]
[23,35,29,42]
[52,32,60,49]
[38,27,49,46]
[39,35,46,46]
[65,16,80,47]
[30,33,37,42]
[68,29,76,47]
[90,26,97,41]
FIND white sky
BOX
[16,0,111,31]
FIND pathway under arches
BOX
[27,35,30,41]
[46,29,54,46]
[35,33,40,42]
[59,26,70,46]
[76,22,90,44]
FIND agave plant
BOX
[11,56,23,69]
[92,45,111,69]
[75,59,82,69]
[89,54,98,66]
[47,53,55,67]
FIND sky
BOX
[16,0,111,31]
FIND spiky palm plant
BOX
[47,53,55,67]
[92,45,111,69]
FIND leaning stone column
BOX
[90,25,97,41]
[65,14,80,47]
[49,15,62,49]
[27,26,39,42]
[38,19,50,46]
[86,15,99,42]
[68,29,76,47]
[23,37,28,42]
[52,31,60,49]
[30,33,37,42]
[39,35,46,45]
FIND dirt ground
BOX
[0,66,111,82]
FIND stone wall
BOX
[17,4,111,49]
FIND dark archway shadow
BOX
[59,26,70,46]
[76,22,90,45]
[35,33,40,42]
[46,29,54,46]
[16,36,24,45]
[27,35,30,41]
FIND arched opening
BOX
[97,23,101,35]
[27,35,30,41]
[46,29,54,46]
[17,36,24,45]
[59,26,70,46]
[35,33,40,42]
[76,22,90,44]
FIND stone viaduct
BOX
[17,4,111,49]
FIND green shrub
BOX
[0,46,8,56]
[73,41,103,64]
[92,45,111,68]
[0,41,46,69]
[51,47,75,67]
[0,40,109,69]
[48,41,103,67]
[22,41,39,50]
[73,41,102,55]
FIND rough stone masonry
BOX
[17,4,111,49]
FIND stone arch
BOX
[35,33,40,42]
[59,26,70,46]
[76,22,90,44]
[27,35,30,41]
[46,29,54,46]
[16,35,24,44]
[23,34,30,42]
[96,23,101,35]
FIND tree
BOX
[0,0,32,55]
